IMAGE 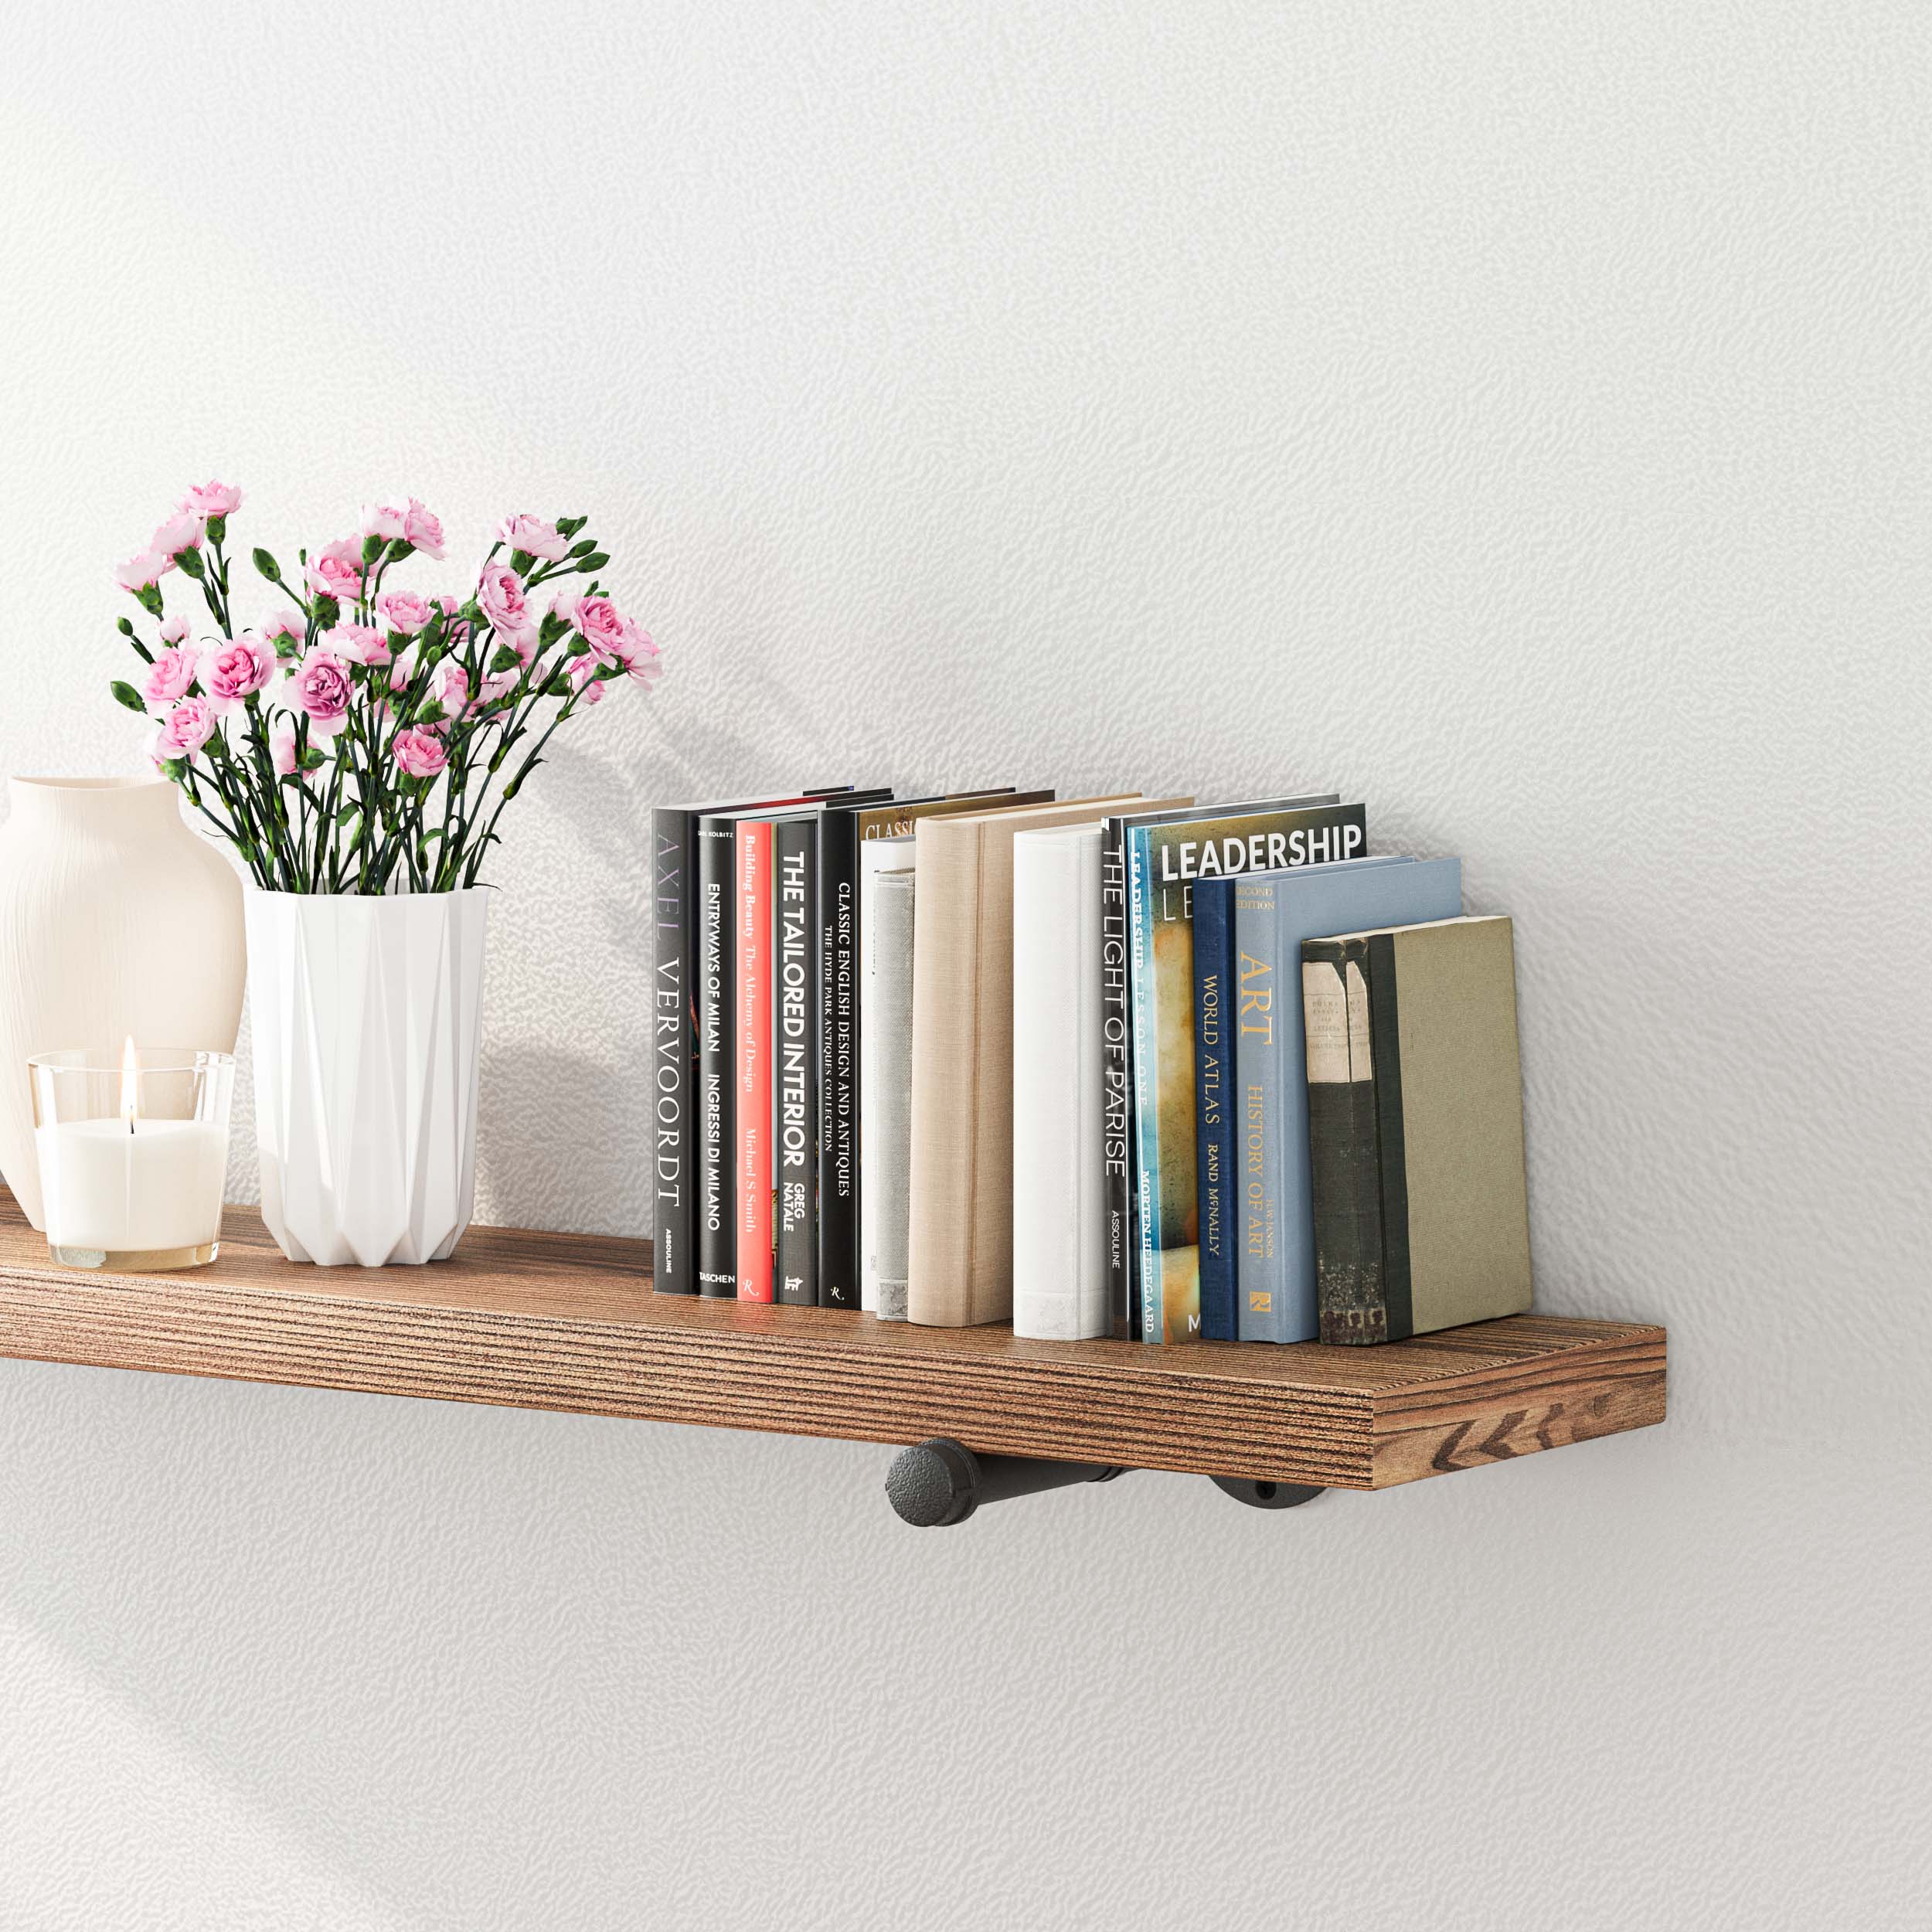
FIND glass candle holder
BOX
[28,1045,234,1270]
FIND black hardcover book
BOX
[681,787,856,1296]
[1099,815,1136,1338]
[815,788,1036,1308]
[649,807,698,1294]
[653,796,825,1294]
[694,814,743,1296]
[774,818,819,1305]
[1300,938,1372,1338]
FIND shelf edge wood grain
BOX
[0,1195,1665,1488]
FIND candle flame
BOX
[120,1036,139,1131]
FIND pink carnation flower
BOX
[435,595,471,648]
[270,718,302,777]
[287,647,354,740]
[154,696,218,760]
[402,498,444,559]
[477,563,529,637]
[158,614,192,646]
[497,512,570,561]
[392,727,448,780]
[571,597,658,681]
[199,634,277,713]
[151,506,203,560]
[362,501,408,542]
[114,551,168,592]
[430,661,470,723]
[182,481,243,519]
[376,590,434,637]
[304,539,366,606]
[566,655,607,706]
[330,621,391,667]
[141,646,201,716]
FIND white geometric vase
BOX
[245,888,491,1266]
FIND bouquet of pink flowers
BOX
[109,485,662,893]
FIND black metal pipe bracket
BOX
[884,1437,1324,1525]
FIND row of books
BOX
[650,785,1532,1346]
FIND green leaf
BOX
[335,800,359,825]
[175,547,206,580]
[556,516,587,539]
[577,552,609,573]
[417,700,447,726]
[111,679,147,714]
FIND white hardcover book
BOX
[859,835,917,1312]
[1012,822,1108,1339]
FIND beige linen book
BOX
[906,794,1185,1327]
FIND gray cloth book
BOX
[1301,915,1532,1343]
[869,869,917,1321]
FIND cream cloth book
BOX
[907,794,1172,1328]
[859,835,916,1313]
[1012,823,1108,1339]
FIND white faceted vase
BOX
[0,777,244,1228]
[246,889,491,1266]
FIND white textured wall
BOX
[2,3,1927,1927]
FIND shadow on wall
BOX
[475,1042,650,1240]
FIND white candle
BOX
[34,1117,227,1256]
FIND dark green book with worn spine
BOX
[1301,916,1532,1344]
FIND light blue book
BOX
[1224,856,1463,1342]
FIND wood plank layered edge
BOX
[0,1199,1665,1489]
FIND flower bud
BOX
[253,548,282,582]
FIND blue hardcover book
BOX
[1226,855,1462,1342]
[1192,883,1236,1340]
[1127,800,1362,1344]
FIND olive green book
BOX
[1300,915,1532,1343]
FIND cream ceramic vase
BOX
[0,777,245,1229]
[246,888,491,1267]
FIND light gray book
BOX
[1012,822,1110,1338]
[869,868,917,1321]
[859,835,917,1311]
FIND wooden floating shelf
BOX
[0,1192,1665,1490]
